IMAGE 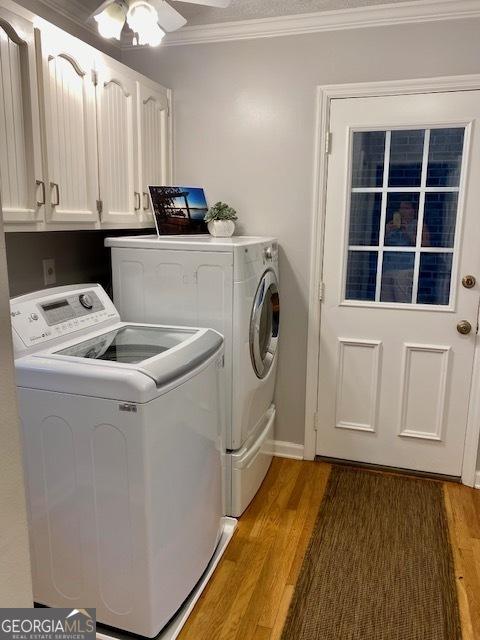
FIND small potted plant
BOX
[204,202,238,237]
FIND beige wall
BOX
[122,18,480,445]
[0,204,33,606]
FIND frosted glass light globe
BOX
[127,1,157,34]
[94,2,126,40]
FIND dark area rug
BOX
[281,466,461,640]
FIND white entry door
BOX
[316,91,480,477]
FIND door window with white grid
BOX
[344,127,465,305]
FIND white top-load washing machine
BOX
[105,235,280,516]
[11,283,225,638]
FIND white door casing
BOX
[137,81,171,224]
[96,62,139,225]
[310,86,480,479]
[0,8,43,224]
[38,30,99,224]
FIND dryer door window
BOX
[250,269,280,379]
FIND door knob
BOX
[457,320,472,335]
[462,275,476,289]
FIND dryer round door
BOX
[250,269,280,379]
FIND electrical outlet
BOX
[42,258,56,286]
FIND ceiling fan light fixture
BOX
[127,1,165,47]
[94,1,127,40]
[127,1,157,32]
[91,0,231,47]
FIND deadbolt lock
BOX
[462,275,476,289]
[457,320,472,335]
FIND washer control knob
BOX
[79,293,93,310]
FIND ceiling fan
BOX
[90,0,231,46]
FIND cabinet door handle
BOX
[36,180,46,207]
[134,191,141,211]
[143,192,150,211]
[50,182,60,206]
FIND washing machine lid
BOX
[15,323,223,403]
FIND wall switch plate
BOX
[42,258,56,286]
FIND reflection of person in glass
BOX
[385,201,417,246]
[382,201,429,302]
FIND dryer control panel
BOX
[11,285,119,355]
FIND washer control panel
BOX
[11,285,119,353]
[40,290,104,326]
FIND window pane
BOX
[426,128,464,187]
[351,131,385,188]
[380,252,415,303]
[348,193,382,246]
[345,251,378,301]
[422,192,458,248]
[388,130,425,187]
[384,193,420,247]
[417,253,453,305]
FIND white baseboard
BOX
[270,440,304,460]
[474,471,480,489]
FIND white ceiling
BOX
[65,0,425,28]
[169,0,419,26]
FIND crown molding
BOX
[35,0,480,50]
[154,0,480,47]
[37,0,86,24]
[36,0,92,27]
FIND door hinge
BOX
[325,131,332,154]
[318,281,325,301]
[96,199,103,215]
[313,412,319,431]
[92,70,98,86]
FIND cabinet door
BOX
[137,81,171,222]
[0,9,43,224]
[39,32,99,224]
[97,64,139,225]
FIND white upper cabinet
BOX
[38,27,99,224]
[137,80,171,221]
[0,7,43,224]
[96,61,139,225]
[0,8,171,231]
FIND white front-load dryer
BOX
[229,258,279,517]
[232,259,279,449]
[105,235,280,516]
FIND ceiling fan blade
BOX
[173,0,231,8]
[150,0,187,31]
